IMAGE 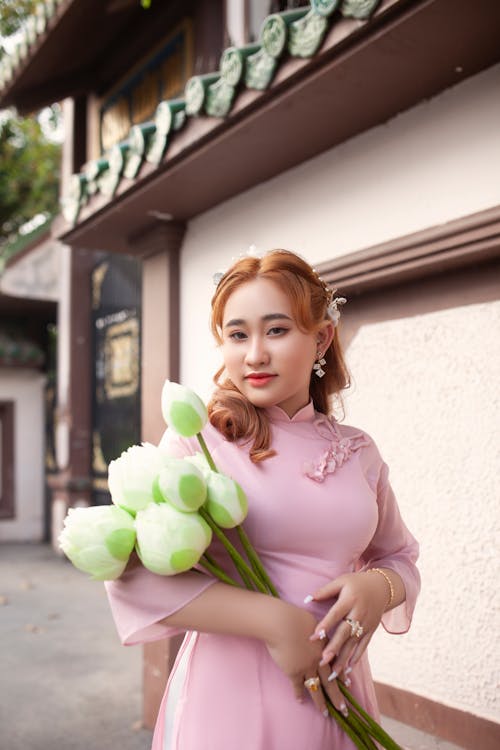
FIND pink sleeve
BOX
[104,566,217,645]
[360,461,421,634]
[104,427,214,646]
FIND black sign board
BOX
[91,254,141,505]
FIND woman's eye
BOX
[267,327,288,336]
[228,331,247,341]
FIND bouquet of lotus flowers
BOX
[59,380,402,750]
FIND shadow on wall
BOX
[339,259,500,350]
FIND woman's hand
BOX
[265,601,347,717]
[308,570,399,680]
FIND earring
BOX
[313,352,326,378]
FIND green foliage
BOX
[0,0,37,42]
[0,112,61,246]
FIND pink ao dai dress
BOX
[105,402,420,750]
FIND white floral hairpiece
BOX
[213,245,262,286]
[326,295,347,327]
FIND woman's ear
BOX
[316,320,335,354]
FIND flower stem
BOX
[346,710,379,750]
[199,555,240,587]
[199,507,268,594]
[325,700,371,750]
[236,525,279,597]
[196,433,218,472]
[338,682,404,750]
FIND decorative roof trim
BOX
[58,0,383,227]
[315,205,500,295]
[0,0,67,93]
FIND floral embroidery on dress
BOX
[303,418,369,482]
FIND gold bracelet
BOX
[367,568,394,609]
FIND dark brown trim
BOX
[56,1,500,254]
[0,401,15,520]
[316,205,500,295]
[375,682,500,750]
[139,221,184,728]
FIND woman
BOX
[105,249,420,750]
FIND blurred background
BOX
[0,1,498,748]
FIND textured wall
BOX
[176,62,500,719]
[0,370,46,541]
[343,295,500,722]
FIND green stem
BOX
[199,555,240,587]
[196,433,218,472]
[199,507,268,593]
[347,711,379,750]
[338,682,404,750]
[325,700,371,750]
[236,525,279,597]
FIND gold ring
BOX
[345,617,364,639]
[304,677,321,692]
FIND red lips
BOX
[245,373,276,387]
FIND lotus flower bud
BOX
[206,472,248,528]
[184,452,211,479]
[135,502,212,575]
[156,458,207,512]
[161,380,208,437]
[108,442,170,514]
[59,505,136,580]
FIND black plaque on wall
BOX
[91,254,141,505]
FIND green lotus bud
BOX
[206,472,248,528]
[156,458,207,512]
[108,442,170,515]
[135,502,212,575]
[161,380,208,437]
[58,505,136,580]
[184,452,211,479]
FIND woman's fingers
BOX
[308,577,344,602]
[318,664,349,717]
[303,674,328,715]
[346,631,372,668]
[310,599,350,641]
[317,618,353,665]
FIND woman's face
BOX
[221,278,330,417]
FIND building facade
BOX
[1,1,499,746]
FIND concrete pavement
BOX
[0,543,465,750]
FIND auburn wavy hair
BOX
[208,249,350,463]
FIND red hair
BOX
[208,250,350,463]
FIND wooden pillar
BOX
[48,246,95,545]
[133,220,186,730]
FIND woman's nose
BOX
[245,336,270,366]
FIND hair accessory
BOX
[313,352,326,378]
[367,567,395,609]
[344,617,364,639]
[326,295,347,326]
[304,677,321,692]
[213,244,262,286]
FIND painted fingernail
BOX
[327,670,337,682]
[344,666,352,675]
[323,709,330,718]
[344,677,352,687]
[318,628,327,640]
[303,594,314,604]
[340,702,349,717]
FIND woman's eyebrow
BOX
[224,313,292,329]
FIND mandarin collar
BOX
[265,401,316,423]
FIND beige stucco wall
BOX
[342,280,500,722]
[176,62,500,720]
[0,369,46,541]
